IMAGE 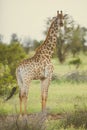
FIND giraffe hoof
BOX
[18,114,23,120]
[23,114,28,119]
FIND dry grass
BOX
[0,111,47,130]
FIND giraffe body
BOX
[16,11,64,114]
[17,55,53,80]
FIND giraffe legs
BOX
[19,96,22,115]
[41,78,50,111]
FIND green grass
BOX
[0,53,87,129]
[48,81,87,113]
[47,120,86,130]
[52,53,87,74]
[0,81,87,115]
[0,81,87,129]
[0,53,87,114]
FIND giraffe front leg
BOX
[41,78,50,111]
[23,96,28,114]
[42,93,47,111]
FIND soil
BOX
[0,113,64,121]
[0,113,64,130]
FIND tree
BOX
[0,43,8,65]
[21,36,33,54]
[0,34,3,43]
[7,42,26,77]
[43,17,52,36]
[57,15,87,59]
[33,40,43,50]
[43,14,87,62]
[80,27,87,53]
[0,42,26,95]
[0,64,15,95]
[70,26,87,57]
[10,33,18,43]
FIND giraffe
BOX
[16,11,64,115]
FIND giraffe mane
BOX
[35,17,57,53]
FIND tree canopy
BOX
[43,14,87,62]
[0,41,26,95]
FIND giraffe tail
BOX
[4,87,17,102]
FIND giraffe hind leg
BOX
[16,69,24,115]
[41,78,50,111]
[18,74,29,115]
[19,88,28,115]
[19,79,30,115]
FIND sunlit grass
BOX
[0,53,87,115]
[52,53,87,74]
[48,81,87,113]
[47,120,86,130]
[0,53,87,129]
[0,81,87,115]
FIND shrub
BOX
[59,106,87,129]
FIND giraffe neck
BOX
[35,18,59,59]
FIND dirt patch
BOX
[0,113,65,130]
[47,113,65,120]
[0,113,64,121]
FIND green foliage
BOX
[0,43,8,65]
[7,42,26,77]
[0,64,15,95]
[70,26,84,57]
[68,57,82,69]
[43,15,87,62]
[57,16,87,62]
[0,82,87,129]
[0,42,26,95]
[33,40,43,50]
[0,34,3,43]
[10,33,18,43]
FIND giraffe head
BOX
[57,11,64,27]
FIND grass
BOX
[53,53,87,74]
[0,81,87,115]
[0,53,87,129]
[48,81,87,113]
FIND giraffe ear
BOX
[64,14,68,18]
[57,11,59,16]
[60,11,64,18]
[61,11,63,14]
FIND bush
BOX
[59,105,87,129]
